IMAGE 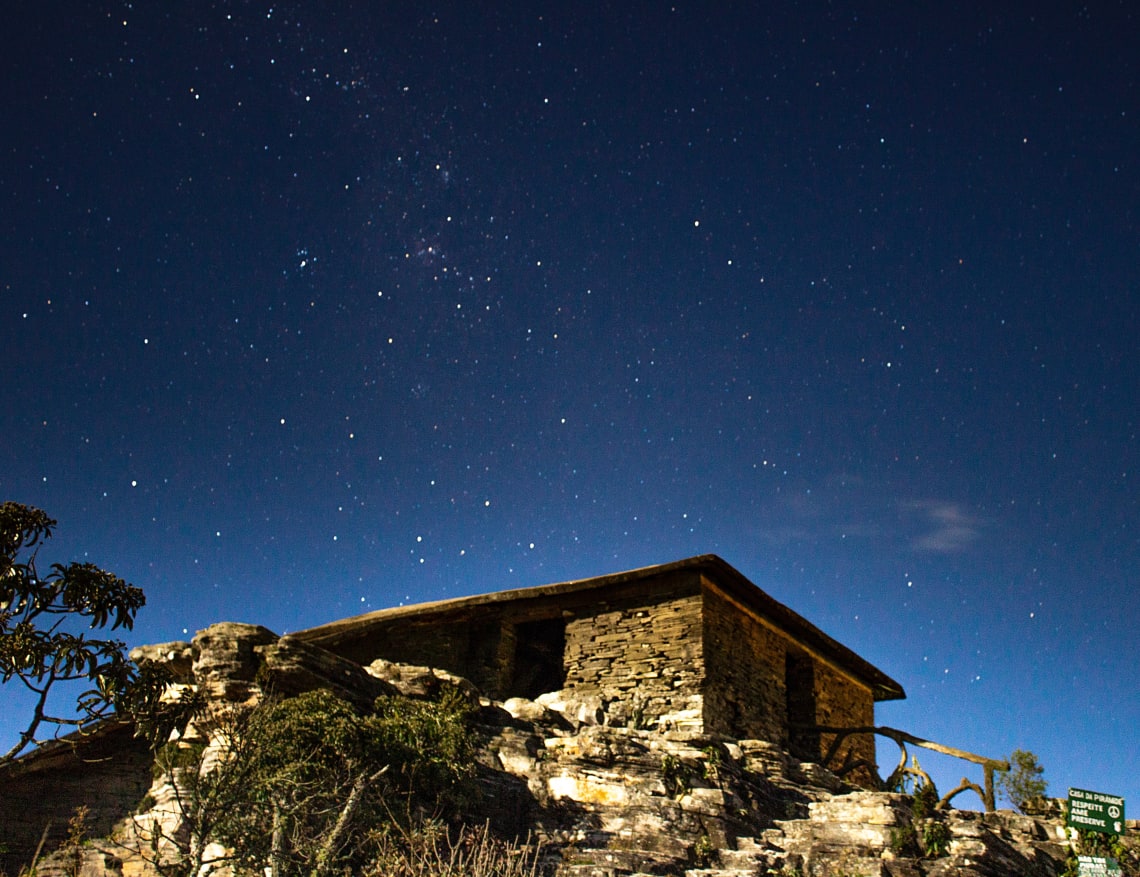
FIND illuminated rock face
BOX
[0,617,1126,877]
[6,556,1110,876]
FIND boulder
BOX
[254,635,398,709]
[128,641,195,682]
[364,658,480,705]
[503,696,559,724]
[190,622,277,700]
[535,689,606,729]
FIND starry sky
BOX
[2,2,1137,809]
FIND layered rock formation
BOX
[5,622,1135,877]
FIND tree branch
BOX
[313,765,389,877]
[796,722,1009,811]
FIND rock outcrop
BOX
[4,621,1136,877]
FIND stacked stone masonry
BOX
[289,557,901,753]
[564,589,704,730]
[701,580,876,775]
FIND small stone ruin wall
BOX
[0,726,154,876]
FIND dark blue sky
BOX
[3,2,1137,807]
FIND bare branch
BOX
[798,722,1009,811]
[939,776,987,810]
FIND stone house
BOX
[294,554,905,769]
[0,554,908,875]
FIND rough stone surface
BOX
[190,622,278,700]
[365,657,482,705]
[536,689,608,729]
[255,634,397,708]
[32,842,125,877]
[3,603,1137,877]
[128,641,196,682]
[503,695,562,724]
[562,586,705,732]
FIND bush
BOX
[369,688,477,811]
[126,687,482,877]
[995,749,1047,813]
[888,824,918,856]
[1066,830,1140,877]
[912,781,939,820]
[922,821,951,858]
[217,688,476,876]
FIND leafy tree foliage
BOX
[0,502,177,763]
[995,748,1048,812]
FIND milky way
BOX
[2,2,1137,806]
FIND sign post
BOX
[1076,855,1122,877]
[1068,788,1126,836]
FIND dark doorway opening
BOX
[785,649,820,761]
[509,618,567,699]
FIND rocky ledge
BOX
[17,622,1139,877]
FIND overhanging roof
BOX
[294,554,906,702]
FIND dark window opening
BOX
[785,649,820,761]
[508,618,567,699]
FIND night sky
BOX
[3,3,1137,808]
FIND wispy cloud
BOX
[748,490,984,556]
[902,500,983,553]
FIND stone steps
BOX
[715,847,770,870]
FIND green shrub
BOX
[1068,829,1139,877]
[661,754,693,797]
[922,821,951,858]
[369,687,477,809]
[152,740,207,780]
[994,749,1047,813]
[912,781,939,820]
[215,688,477,875]
[125,688,482,877]
[701,745,722,782]
[888,824,918,856]
[693,834,714,865]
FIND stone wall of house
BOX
[702,581,880,780]
[0,726,154,876]
[700,581,876,779]
[562,579,705,730]
[701,581,789,743]
[811,659,876,781]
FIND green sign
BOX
[1077,855,1122,876]
[1068,787,1126,835]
